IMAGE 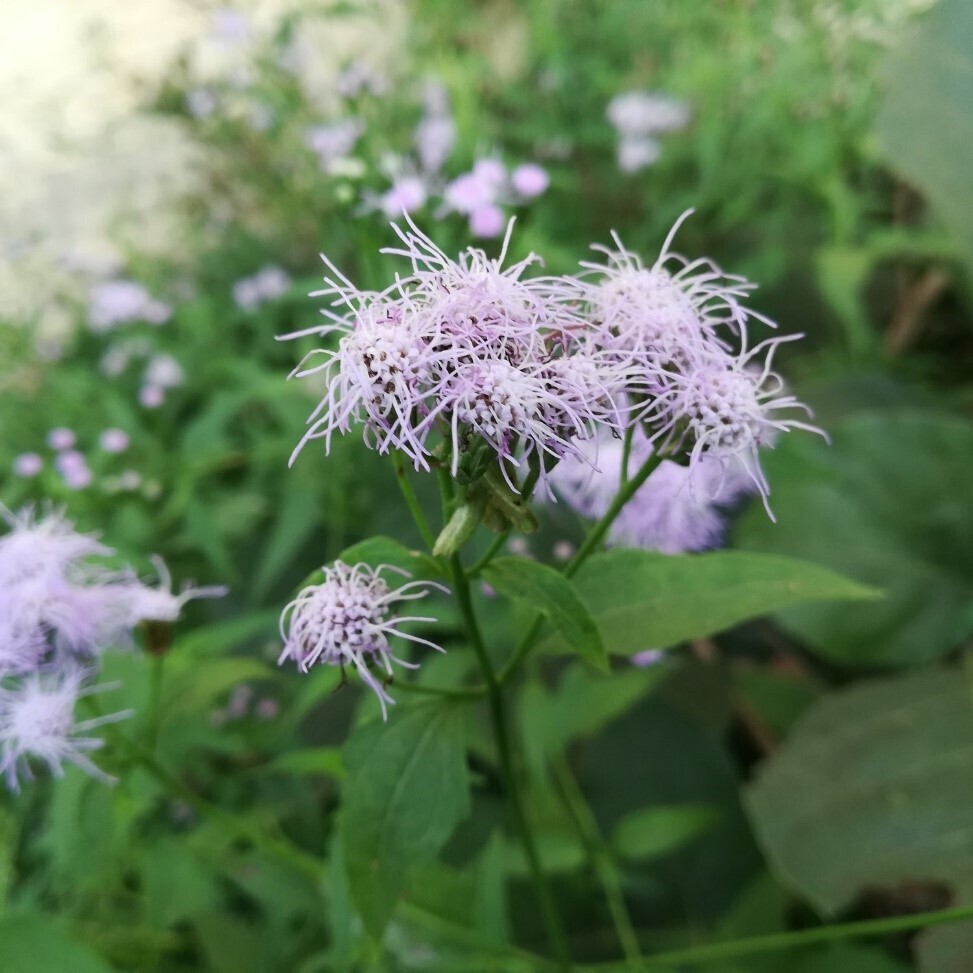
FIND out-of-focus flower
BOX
[47,428,76,451]
[144,354,185,390]
[631,648,665,668]
[379,176,428,218]
[233,266,291,311]
[212,7,251,46]
[139,385,166,409]
[13,454,43,478]
[187,89,218,119]
[99,429,130,454]
[414,114,455,174]
[56,451,93,491]
[617,136,662,173]
[88,280,171,332]
[255,698,279,720]
[443,172,498,215]
[279,561,446,719]
[469,204,505,238]
[607,91,691,136]
[337,60,388,98]
[511,163,550,198]
[305,120,365,172]
[0,668,131,791]
[552,540,574,562]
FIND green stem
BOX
[448,554,572,971]
[146,653,165,753]
[619,427,635,487]
[497,453,666,686]
[584,903,973,971]
[391,451,436,550]
[552,757,641,966]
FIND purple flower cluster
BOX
[287,212,820,512]
[606,90,691,173]
[12,426,134,493]
[0,507,225,789]
[278,561,446,719]
[87,280,171,333]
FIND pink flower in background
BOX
[304,120,365,172]
[469,204,505,238]
[47,429,76,451]
[233,266,291,310]
[13,454,43,478]
[617,136,662,173]
[56,451,92,491]
[99,430,130,454]
[511,163,550,198]
[139,385,165,409]
[88,280,171,332]
[443,172,497,215]
[380,176,428,218]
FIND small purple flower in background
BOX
[0,668,132,791]
[227,684,253,719]
[139,385,165,409]
[88,280,171,333]
[415,115,455,174]
[255,698,279,720]
[552,540,574,562]
[278,561,447,720]
[443,171,498,216]
[511,163,550,199]
[631,648,666,668]
[56,451,93,491]
[99,429,130,454]
[233,266,291,311]
[186,89,218,119]
[13,454,43,478]
[117,470,142,492]
[607,90,690,172]
[144,354,185,391]
[212,7,251,46]
[47,428,76,451]
[469,204,505,238]
[305,119,365,173]
[508,537,530,557]
[337,60,388,99]
[379,175,428,218]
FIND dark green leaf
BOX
[735,411,973,665]
[746,667,973,915]
[611,804,719,861]
[340,704,471,937]
[0,914,113,973]
[483,557,607,671]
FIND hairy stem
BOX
[448,554,572,970]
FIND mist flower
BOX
[379,175,428,218]
[140,385,166,409]
[617,136,662,173]
[511,163,550,198]
[88,280,171,332]
[144,354,185,390]
[305,120,365,172]
[99,429,130,454]
[469,204,505,238]
[47,428,76,451]
[233,266,291,311]
[0,668,131,790]
[13,454,43,478]
[607,91,691,136]
[278,561,447,719]
[186,89,218,119]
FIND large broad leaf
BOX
[483,557,607,671]
[340,704,471,937]
[735,410,973,665]
[745,667,973,915]
[555,549,877,656]
[876,0,973,263]
[0,914,113,973]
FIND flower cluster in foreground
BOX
[286,211,820,510]
[278,213,822,713]
[0,507,225,789]
[278,561,446,720]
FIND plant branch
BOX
[391,450,436,549]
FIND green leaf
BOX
[877,0,973,264]
[558,549,878,656]
[735,411,973,665]
[0,914,113,973]
[745,667,973,915]
[611,804,719,861]
[250,477,320,601]
[340,704,471,937]
[483,557,607,671]
[260,747,345,779]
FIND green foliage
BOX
[339,704,471,937]
[746,666,973,914]
[556,549,879,656]
[735,410,973,665]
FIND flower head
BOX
[278,561,447,719]
[0,668,131,791]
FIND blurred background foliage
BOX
[0,0,971,970]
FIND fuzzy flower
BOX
[285,218,612,484]
[617,136,662,173]
[0,668,131,790]
[233,266,291,311]
[511,163,550,199]
[305,120,365,172]
[549,427,753,553]
[47,428,77,451]
[414,113,456,174]
[278,562,446,719]
[110,557,227,629]
[13,453,43,478]
[607,91,691,136]
[88,280,171,332]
